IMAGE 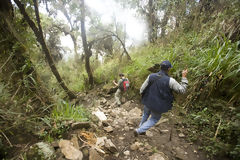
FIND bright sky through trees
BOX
[86,0,146,45]
[41,0,146,59]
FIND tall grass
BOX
[51,100,90,122]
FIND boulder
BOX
[59,139,83,160]
[71,135,80,150]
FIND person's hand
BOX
[182,69,188,78]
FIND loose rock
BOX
[178,133,185,138]
[59,139,83,160]
[175,147,186,160]
[89,148,104,160]
[92,109,107,121]
[96,137,107,147]
[160,129,169,133]
[104,139,118,153]
[123,150,130,156]
[71,135,80,150]
[103,126,114,133]
[130,142,142,151]
[149,153,166,160]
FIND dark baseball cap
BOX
[160,60,172,70]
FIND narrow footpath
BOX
[58,88,208,160]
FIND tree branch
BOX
[14,0,76,99]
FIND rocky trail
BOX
[25,88,208,160]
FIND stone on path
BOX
[89,148,104,160]
[96,137,107,147]
[104,139,118,153]
[92,109,107,121]
[130,142,142,151]
[121,101,131,108]
[178,133,185,138]
[149,153,167,160]
[123,150,130,156]
[100,98,107,104]
[103,126,114,133]
[71,135,80,150]
[175,147,187,160]
[160,129,169,133]
[146,131,154,137]
[128,107,142,118]
[144,143,152,150]
[59,139,83,160]
[119,137,124,140]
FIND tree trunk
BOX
[14,0,76,99]
[148,0,157,43]
[80,0,94,87]
[112,34,131,61]
[160,3,172,38]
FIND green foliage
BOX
[37,100,90,141]
[94,60,120,84]
[0,83,11,104]
[183,99,240,159]
[51,100,90,122]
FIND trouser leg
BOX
[139,105,151,127]
[136,109,162,134]
[115,89,122,105]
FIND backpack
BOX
[119,79,130,91]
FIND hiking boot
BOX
[134,129,146,137]
[134,130,138,137]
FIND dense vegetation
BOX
[0,0,239,159]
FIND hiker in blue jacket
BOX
[134,60,188,136]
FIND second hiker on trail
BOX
[134,60,188,136]
[113,73,130,106]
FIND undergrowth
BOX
[38,100,90,141]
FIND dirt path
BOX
[78,90,208,160]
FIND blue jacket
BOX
[141,71,174,113]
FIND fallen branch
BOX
[0,54,13,72]
[11,84,21,101]
[213,119,222,139]
[0,130,13,147]
[78,136,105,154]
